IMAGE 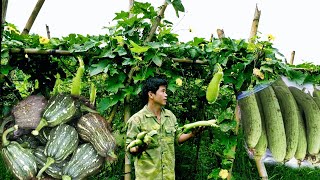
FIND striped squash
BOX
[2,125,37,180]
[77,113,117,158]
[33,146,68,179]
[32,93,81,136]
[36,124,79,179]
[62,143,104,180]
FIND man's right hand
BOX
[129,144,148,155]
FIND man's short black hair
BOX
[141,76,168,105]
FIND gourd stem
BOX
[80,104,98,113]
[2,125,18,147]
[19,142,30,148]
[36,157,55,178]
[62,175,72,180]
[32,118,48,136]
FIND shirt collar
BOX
[143,105,170,118]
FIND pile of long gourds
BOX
[238,77,320,165]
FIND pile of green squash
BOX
[1,57,117,180]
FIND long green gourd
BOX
[289,86,320,155]
[2,125,38,180]
[271,79,299,161]
[206,63,223,104]
[238,92,262,149]
[253,94,268,159]
[71,56,85,96]
[257,86,286,162]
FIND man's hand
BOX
[129,143,148,155]
[191,126,207,137]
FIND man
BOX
[126,76,203,180]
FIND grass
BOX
[0,154,13,180]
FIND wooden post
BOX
[217,29,225,39]
[21,0,45,35]
[290,51,295,65]
[248,4,261,43]
[46,24,50,39]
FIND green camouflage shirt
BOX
[126,105,183,180]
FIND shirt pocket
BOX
[164,125,176,144]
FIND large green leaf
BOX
[129,40,149,54]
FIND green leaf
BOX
[171,0,185,17]
[0,65,13,75]
[152,55,162,67]
[114,46,127,56]
[89,60,109,76]
[97,96,119,112]
[99,48,116,58]
[129,40,149,54]
[287,70,308,85]
[113,11,130,20]
[122,57,136,66]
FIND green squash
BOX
[32,93,81,136]
[33,146,68,179]
[62,143,104,180]
[36,123,79,179]
[1,125,37,180]
[77,113,117,158]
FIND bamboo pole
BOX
[21,0,45,35]
[124,1,139,179]
[290,51,295,65]
[123,66,139,180]
[9,48,210,65]
[247,4,269,179]
[9,48,72,55]
[248,4,261,43]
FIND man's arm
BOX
[178,132,195,144]
[178,126,207,144]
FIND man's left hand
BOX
[191,126,207,137]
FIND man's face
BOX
[152,85,167,106]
